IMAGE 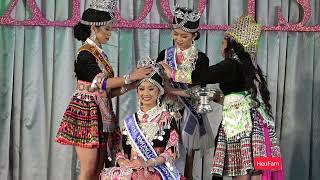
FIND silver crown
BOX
[90,0,117,12]
[137,57,164,95]
[81,0,117,26]
[137,56,164,75]
[173,6,201,23]
[137,56,156,68]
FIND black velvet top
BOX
[156,49,209,87]
[74,50,102,82]
[192,58,246,95]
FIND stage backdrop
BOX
[0,0,319,180]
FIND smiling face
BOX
[137,80,160,107]
[92,24,112,44]
[172,28,195,50]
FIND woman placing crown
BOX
[156,6,214,179]
[55,0,152,180]
[162,16,284,180]
[100,59,180,180]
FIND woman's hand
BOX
[159,62,173,79]
[130,159,146,169]
[146,159,158,167]
[130,67,153,81]
[163,80,174,93]
[118,158,131,168]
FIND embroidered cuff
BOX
[123,74,132,85]
[90,73,105,91]
[174,69,192,84]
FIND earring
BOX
[138,99,143,107]
[90,31,96,41]
[157,97,161,107]
[192,39,195,45]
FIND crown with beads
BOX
[137,57,164,95]
[137,56,156,68]
[173,6,201,22]
[225,15,262,65]
[90,0,117,12]
[137,57,164,77]
[172,6,201,33]
[80,0,117,26]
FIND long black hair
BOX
[223,36,273,118]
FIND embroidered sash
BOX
[166,46,206,136]
[78,43,114,78]
[77,44,116,133]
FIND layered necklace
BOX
[137,105,163,123]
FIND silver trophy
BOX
[193,87,220,113]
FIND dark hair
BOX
[74,23,91,42]
[73,8,114,42]
[193,31,200,40]
[223,36,273,118]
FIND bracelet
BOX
[120,86,128,94]
[123,74,132,85]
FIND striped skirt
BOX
[211,108,282,176]
[55,92,108,148]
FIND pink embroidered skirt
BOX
[55,93,108,148]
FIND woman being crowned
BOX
[100,58,180,180]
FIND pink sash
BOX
[261,118,284,180]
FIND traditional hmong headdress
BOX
[137,57,164,96]
[80,0,117,26]
[225,15,262,65]
[172,6,201,33]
